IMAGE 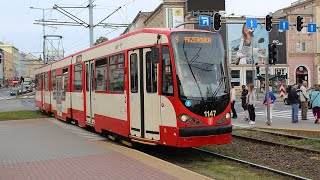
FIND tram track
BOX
[249,128,320,141]
[232,134,320,154]
[193,148,311,180]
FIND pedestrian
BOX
[240,85,249,121]
[247,83,256,125]
[310,84,320,124]
[299,81,309,120]
[263,86,277,122]
[288,84,300,123]
[231,84,237,119]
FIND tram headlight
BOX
[179,114,190,122]
[225,112,231,119]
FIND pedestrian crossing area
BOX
[237,110,314,119]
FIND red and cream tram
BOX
[35,28,232,147]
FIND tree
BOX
[94,36,109,45]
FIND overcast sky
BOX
[0,0,297,57]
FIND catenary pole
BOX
[89,0,94,47]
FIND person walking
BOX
[263,86,277,122]
[247,83,256,125]
[231,84,237,119]
[300,81,309,120]
[240,85,249,121]
[310,84,320,124]
[289,84,300,123]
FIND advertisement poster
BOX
[166,8,184,29]
[228,22,269,65]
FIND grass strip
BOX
[0,110,48,121]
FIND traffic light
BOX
[265,15,273,32]
[256,65,260,77]
[213,12,221,31]
[296,16,303,32]
[268,43,277,65]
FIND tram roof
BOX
[36,28,216,69]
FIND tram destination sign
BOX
[187,0,225,11]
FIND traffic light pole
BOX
[265,56,271,125]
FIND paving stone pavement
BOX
[0,118,208,180]
[0,119,176,180]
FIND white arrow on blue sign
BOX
[308,24,317,33]
[279,20,289,31]
[246,18,257,29]
[199,15,211,26]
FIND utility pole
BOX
[89,0,94,47]
[265,55,271,125]
[30,7,51,64]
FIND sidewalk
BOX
[0,118,210,180]
[236,93,285,102]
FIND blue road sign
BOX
[246,18,257,29]
[279,20,289,31]
[199,15,211,26]
[308,23,317,32]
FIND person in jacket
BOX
[299,81,309,120]
[310,84,320,124]
[230,84,237,119]
[240,85,249,121]
[289,84,300,123]
[263,86,277,122]
[247,83,256,125]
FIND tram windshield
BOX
[171,32,229,101]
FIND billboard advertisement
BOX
[228,22,269,65]
[187,0,225,11]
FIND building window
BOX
[162,46,173,96]
[146,51,157,93]
[246,70,254,85]
[74,64,82,91]
[231,70,240,86]
[296,42,306,52]
[109,53,124,92]
[130,53,138,93]
[95,58,107,91]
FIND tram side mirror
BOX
[151,46,159,63]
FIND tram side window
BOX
[146,51,157,93]
[52,71,56,99]
[74,64,82,91]
[95,58,107,91]
[130,53,138,93]
[35,75,40,91]
[109,53,124,92]
[62,68,68,100]
[44,73,48,91]
[161,46,173,96]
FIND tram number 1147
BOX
[204,110,217,117]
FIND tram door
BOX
[85,61,95,125]
[129,48,161,140]
[56,76,62,117]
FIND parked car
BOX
[284,88,314,109]
[10,87,20,96]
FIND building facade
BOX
[0,44,20,81]
[276,0,320,87]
